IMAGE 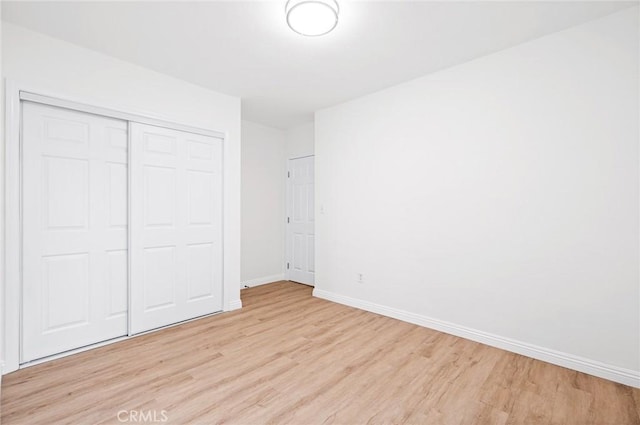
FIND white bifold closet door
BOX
[22,102,129,362]
[130,123,223,334]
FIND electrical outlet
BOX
[357,273,364,283]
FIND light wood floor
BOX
[2,281,639,425]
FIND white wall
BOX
[2,23,242,372]
[285,121,314,159]
[315,7,639,386]
[240,120,314,288]
[241,120,286,286]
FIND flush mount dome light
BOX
[286,0,339,37]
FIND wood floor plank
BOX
[2,281,638,425]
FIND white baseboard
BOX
[313,288,640,388]
[241,274,285,289]
[227,299,243,311]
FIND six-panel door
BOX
[21,102,129,362]
[129,123,223,334]
[287,156,315,286]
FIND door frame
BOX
[285,154,315,284]
[3,80,228,374]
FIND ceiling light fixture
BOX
[285,0,339,37]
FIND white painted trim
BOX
[4,80,22,374]
[20,91,224,139]
[313,288,640,388]
[242,274,285,289]
[288,154,315,161]
[227,299,243,311]
[7,80,227,139]
[285,162,292,281]
[126,123,134,337]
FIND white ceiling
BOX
[2,1,635,129]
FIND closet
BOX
[20,99,224,363]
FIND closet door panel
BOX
[22,102,128,362]
[130,123,223,334]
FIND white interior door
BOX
[130,123,223,334]
[22,102,129,362]
[286,156,315,286]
